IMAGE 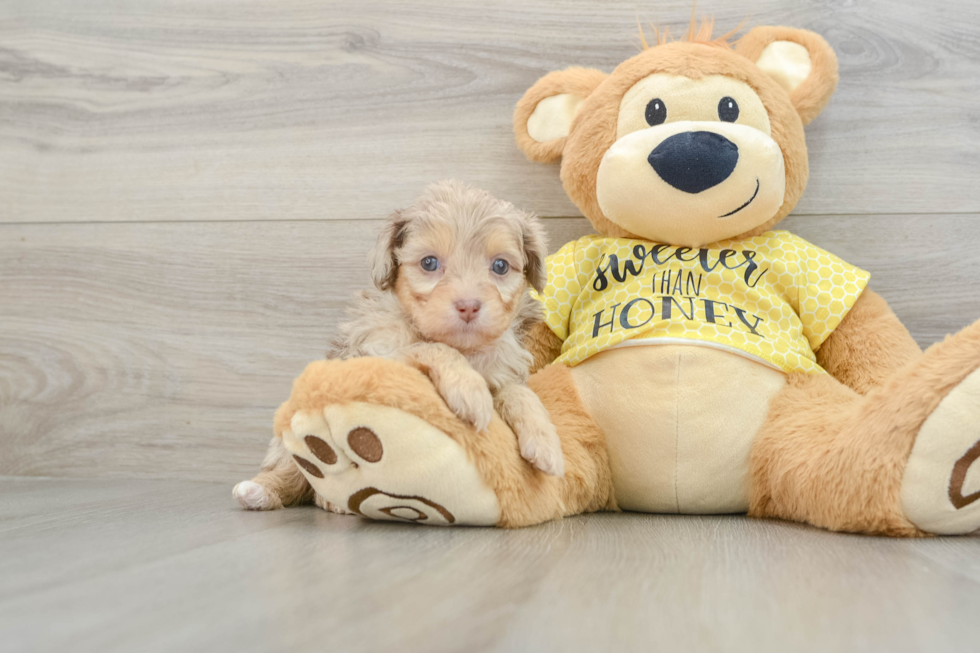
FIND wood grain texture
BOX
[2,0,980,223]
[3,2,979,646]
[1,215,979,482]
[0,477,977,653]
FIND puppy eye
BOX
[718,96,739,122]
[645,98,667,126]
[420,256,439,272]
[491,259,510,275]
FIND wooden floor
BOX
[2,476,978,653]
[3,1,980,650]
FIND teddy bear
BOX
[255,21,980,536]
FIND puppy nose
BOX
[454,299,482,323]
[648,131,739,194]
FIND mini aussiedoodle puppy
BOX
[234,180,564,512]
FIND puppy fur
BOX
[234,180,564,512]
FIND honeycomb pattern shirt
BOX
[533,231,870,374]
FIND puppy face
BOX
[371,180,547,352]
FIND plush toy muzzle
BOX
[596,118,786,247]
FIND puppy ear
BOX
[519,212,549,294]
[737,26,839,125]
[514,67,608,163]
[370,210,408,291]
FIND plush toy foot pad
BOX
[902,367,980,534]
[281,401,501,526]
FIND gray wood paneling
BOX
[1,215,978,482]
[0,477,977,653]
[2,0,980,223]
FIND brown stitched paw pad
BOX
[292,455,324,478]
[304,435,338,465]
[348,487,456,525]
[949,440,980,510]
[347,427,383,463]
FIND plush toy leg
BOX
[274,357,615,527]
[749,319,980,536]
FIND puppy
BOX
[233,181,563,512]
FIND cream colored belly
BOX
[569,345,786,514]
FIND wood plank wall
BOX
[2,0,979,482]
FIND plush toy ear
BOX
[514,67,608,163]
[737,26,839,125]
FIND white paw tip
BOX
[537,457,566,478]
[521,443,566,477]
[233,481,276,510]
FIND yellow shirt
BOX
[535,231,870,374]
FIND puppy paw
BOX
[517,422,565,477]
[437,370,494,432]
[233,480,283,511]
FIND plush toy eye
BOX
[718,96,739,122]
[420,256,439,272]
[492,259,510,275]
[645,98,667,126]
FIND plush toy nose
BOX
[454,299,482,323]
[648,131,739,194]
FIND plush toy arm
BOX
[524,321,564,374]
[815,289,922,394]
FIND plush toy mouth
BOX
[718,179,761,219]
